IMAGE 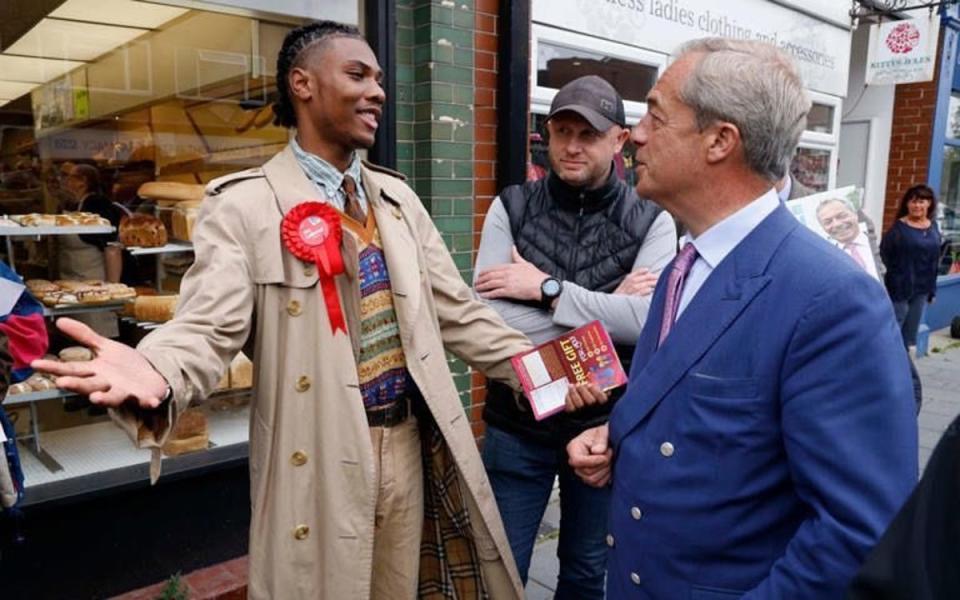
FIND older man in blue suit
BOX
[568,38,918,599]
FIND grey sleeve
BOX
[552,210,678,344]
[473,197,568,345]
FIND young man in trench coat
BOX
[35,22,548,599]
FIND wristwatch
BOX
[540,277,562,309]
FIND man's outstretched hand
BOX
[31,318,169,409]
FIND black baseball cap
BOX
[547,75,626,132]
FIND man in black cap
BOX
[473,74,676,598]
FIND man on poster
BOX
[32,20,556,600]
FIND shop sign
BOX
[866,14,940,85]
[140,0,358,24]
[532,0,853,97]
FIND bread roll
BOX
[105,284,136,300]
[26,279,58,294]
[133,295,178,322]
[59,346,93,362]
[7,382,33,395]
[171,201,201,241]
[26,374,56,391]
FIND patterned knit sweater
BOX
[340,210,410,409]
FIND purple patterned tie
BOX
[658,242,699,347]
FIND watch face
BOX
[542,278,561,297]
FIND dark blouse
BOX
[880,219,942,302]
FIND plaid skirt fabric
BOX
[417,413,489,599]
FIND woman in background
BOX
[880,184,942,354]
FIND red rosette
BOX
[281,202,346,335]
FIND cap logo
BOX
[599,99,614,112]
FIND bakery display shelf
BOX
[17,406,251,505]
[3,386,251,408]
[0,225,115,237]
[126,241,193,255]
[3,387,74,407]
[43,299,133,317]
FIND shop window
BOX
[537,41,658,105]
[527,112,638,187]
[807,102,835,135]
[790,147,831,193]
[945,94,960,140]
[938,144,960,274]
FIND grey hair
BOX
[675,37,811,181]
[816,197,856,216]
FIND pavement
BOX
[524,327,960,598]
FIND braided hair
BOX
[273,21,364,128]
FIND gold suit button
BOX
[294,524,309,540]
[660,442,675,457]
[296,376,311,392]
[287,300,302,317]
[303,264,315,277]
[291,451,308,466]
[605,534,615,547]
[631,506,643,520]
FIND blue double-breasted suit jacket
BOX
[607,204,918,599]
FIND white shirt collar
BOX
[681,188,780,269]
[777,177,792,203]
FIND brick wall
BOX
[883,32,944,230]
[884,80,938,229]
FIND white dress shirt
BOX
[676,188,780,318]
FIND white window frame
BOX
[530,24,667,125]
[796,91,843,189]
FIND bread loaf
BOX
[171,408,207,438]
[229,352,253,389]
[119,214,167,248]
[133,294,178,322]
[162,433,209,456]
[171,201,201,241]
[137,181,204,203]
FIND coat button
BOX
[291,451,308,466]
[287,300,302,317]
[631,506,643,520]
[630,572,641,585]
[605,534,615,547]
[660,442,675,457]
[303,264,315,277]
[293,524,309,540]
[296,376,311,392]
[391,207,402,220]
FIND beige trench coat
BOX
[113,147,533,599]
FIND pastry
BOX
[55,214,80,226]
[41,292,63,307]
[76,287,112,304]
[162,408,209,456]
[133,294,178,322]
[119,214,168,248]
[7,382,32,395]
[26,279,58,294]
[0,217,20,227]
[105,284,136,300]
[161,434,209,456]
[26,374,56,391]
[55,280,87,291]
[59,346,94,362]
